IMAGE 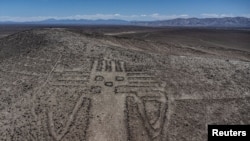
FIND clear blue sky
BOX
[0,0,249,21]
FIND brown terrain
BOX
[0,25,249,141]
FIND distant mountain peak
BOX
[0,17,250,27]
[132,17,250,27]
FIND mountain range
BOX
[1,17,250,27]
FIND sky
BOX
[0,0,250,22]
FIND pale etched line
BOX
[128,77,155,81]
[56,80,88,83]
[175,96,250,100]
[31,54,62,118]
[52,72,90,75]
[102,60,106,71]
[128,81,160,86]
[0,70,42,76]
[164,92,174,141]
[120,61,125,72]
[57,79,88,81]
[26,56,52,62]
[119,90,167,140]
[136,83,167,140]
[127,72,152,76]
[127,85,158,87]
[30,54,62,140]
[59,74,90,77]
[47,94,88,141]
[128,76,155,78]
[63,70,86,72]
[111,60,116,72]
[50,84,88,87]
[118,85,156,88]
[62,71,90,75]
[92,60,98,73]
[136,93,167,140]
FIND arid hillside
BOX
[0,27,249,141]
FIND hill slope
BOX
[0,28,249,141]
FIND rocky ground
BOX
[0,27,249,141]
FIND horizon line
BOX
[1,13,250,22]
[0,16,249,23]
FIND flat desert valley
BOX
[0,25,250,141]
